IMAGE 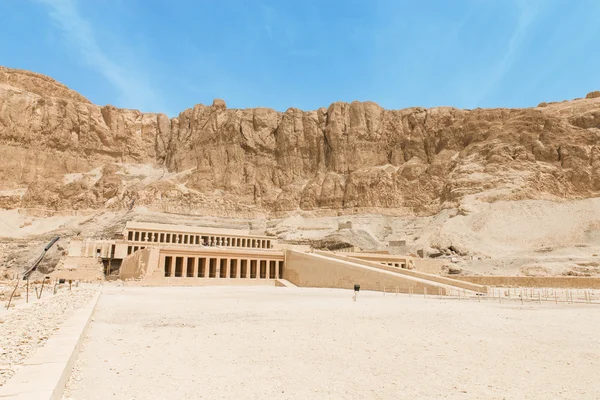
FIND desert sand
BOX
[63,286,600,400]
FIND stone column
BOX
[275,261,279,280]
[182,256,188,277]
[192,257,198,278]
[170,258,175,277]
[236,258,241,278]
[215,258,221,278]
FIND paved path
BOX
[64,285,600,399]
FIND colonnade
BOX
[161,254,283,279]
[126,230,273,249]
[127,245,147,255]
[384,262,406,269]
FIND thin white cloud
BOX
[37,0,165,113]
[473,1,539,106]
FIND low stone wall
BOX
[412,258,447,274]
[52,257,104,281]
[456,276,600,289]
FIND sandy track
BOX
[64,286,600,399]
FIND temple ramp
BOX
[284,250,480,295]
[275,279,297,287]
[314,250,487,294]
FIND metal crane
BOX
[6,236,60,309]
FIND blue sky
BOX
[1,0,599,116]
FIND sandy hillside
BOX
[3,192,600,277]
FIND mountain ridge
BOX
[1,66,600,218]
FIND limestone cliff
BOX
[1,66,600,217]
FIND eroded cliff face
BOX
[1,66,600,217]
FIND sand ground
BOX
[63,286,600,400]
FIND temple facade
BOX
[124,222,275,251]
[58,221,487,295]
[65,222,281,281]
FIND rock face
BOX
[1,66,600,217]
[586,91,600,99]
